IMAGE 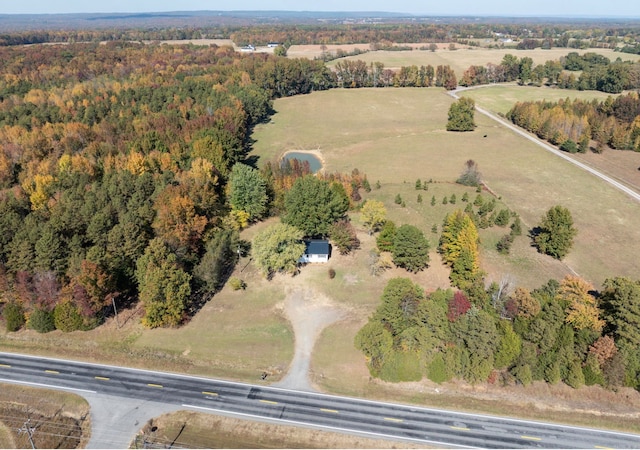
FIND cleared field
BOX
[323,47,640,77]
[252,87,640,288]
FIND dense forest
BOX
[0,41,333,330]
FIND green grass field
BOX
[252,87,640,288]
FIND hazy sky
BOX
[2,0,639,17]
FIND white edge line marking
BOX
[182,404,472,449]
[0,377,96,394]
[2,352,639,439]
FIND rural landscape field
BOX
[2,11,640,448]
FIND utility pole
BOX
[112,296,120,328]
[18,418,36,449]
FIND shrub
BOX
[3,302,25,332]
[511,363,533,386]
[328,268,336,279]
[427,354,451,383]
[229,277,246,291]
[329,219,360,255]
[496,234,514,254]
[28,308,56,333]
[378,350,422,382]
[510,216,522,236]
[457,159,482,186]
[54,300,84,332]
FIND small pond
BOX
[282,151,322,173]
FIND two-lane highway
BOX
[1,352,639,448]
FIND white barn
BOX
[298,239,331,264]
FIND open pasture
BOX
[323,47,640,76]
[252,87,640,288]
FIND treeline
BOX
[459,51,640,94]
[356,274,640,392]
[229,22,635,48]
[0,42,333,330]
[507,92,640,152]
[0,28,231,46]
[334,60,457,90]
[2,20,635,49]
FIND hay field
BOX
[251,87,640,288]
[323,47,640,76]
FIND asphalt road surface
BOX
[1,352,639,449]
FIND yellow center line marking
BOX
[147,383,163,388]
[259,399,278,405]
[94,376,110,381]
[384,417,403,423]
[45,370,59,374]
[320,408,339,413]
[0,364,11,368]
[202,391,218,396]
[521,436,542,441]
[450,426,470,431]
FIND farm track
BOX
[450,87,640,204]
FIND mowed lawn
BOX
[251,87,640,288]
[324,47,640,77]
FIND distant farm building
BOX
[298,239,331,264]
[267,42,280,48]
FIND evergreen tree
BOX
[376,220,397,253]
[392,225,430,272]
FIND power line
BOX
[17,418,36,449]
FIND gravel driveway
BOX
[273,286,345,391]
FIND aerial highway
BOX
[1,352,639,448]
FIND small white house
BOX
[298,239,330,264]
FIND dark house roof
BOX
[304,239,330,256]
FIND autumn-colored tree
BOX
[152,185,208,261]
[589,335,617,368]
[557,275,605,332]
[439,210,480,287]
[505,287,541,319]
[360,199,387,234]
[447,291,471,322]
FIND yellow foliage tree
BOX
[557,275,605,332]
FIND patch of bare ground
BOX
[273,286,345,391]
[135,410,428,449]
